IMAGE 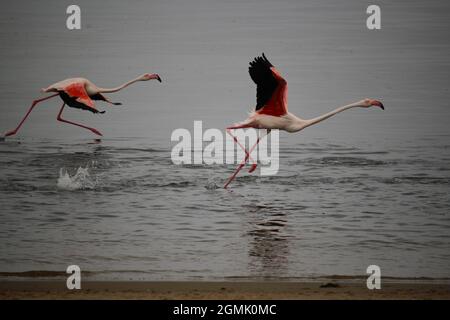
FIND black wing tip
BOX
[262,53,273,67]
[250,52,273,68]
[249,53,273,68]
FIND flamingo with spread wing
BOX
[224,54,384,188]
[4,73,161,137]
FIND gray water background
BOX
[0,0,449,280]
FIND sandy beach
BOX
[1,280,449,300]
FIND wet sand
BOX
[1,281,449,300]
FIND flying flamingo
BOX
[224,54,384,188]
[3,73,162,137]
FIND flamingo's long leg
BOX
[226,121,260,171]
[224,129,271,189]
[4,93,59,137]
[57,103,103,136]
[224,136,262,189]
[223,163,246,189]
[226,128,257,166]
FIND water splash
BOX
[57,166,97,191]
[205,177,222,190]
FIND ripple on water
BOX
[305,156,388,166]
[1,136,450,280]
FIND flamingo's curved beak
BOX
[156,75,162,82]
[370,100,384,110]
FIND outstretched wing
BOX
[90,93,122,106]
[249,53,279,111]
[64,82,95,109]
[59,82,104,114]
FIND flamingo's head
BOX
[140,73,162,82]
[358,98,384,110]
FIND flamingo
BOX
[224,54,384,188]
[3,73,162,137]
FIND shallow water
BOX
[0,0,449,280]
[0,134,449,280]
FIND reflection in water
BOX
[245,205,291,277]
[1,137,450,280]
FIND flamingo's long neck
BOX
[299,102,360,130]
[97,76,142,93]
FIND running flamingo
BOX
[3,73,162,137]
[224,54,384,188]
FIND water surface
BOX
[0,0,449,280]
